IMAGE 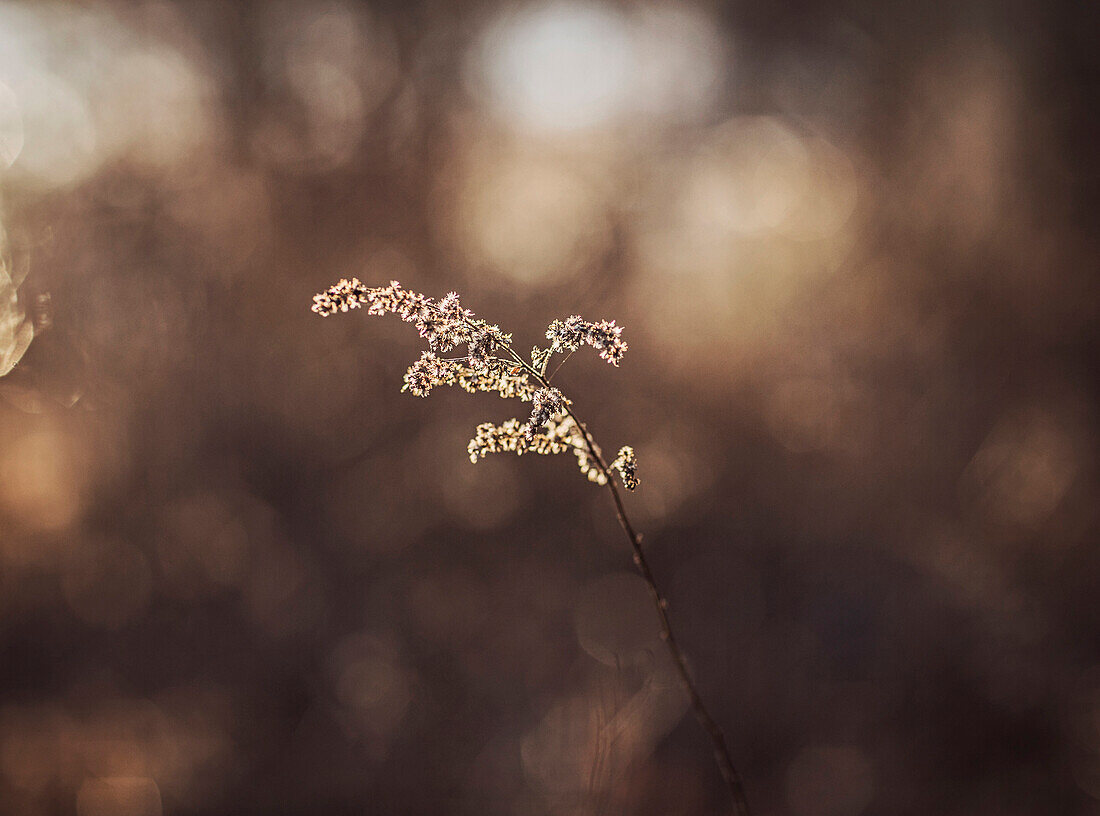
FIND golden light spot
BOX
[96,47,218,170]
[329,634,412,751]
[961,408,1081,529]
[252,1,398,172]
[628,116,860,375]
[0,425,82,537]
[4,69,96,190]
[471,2,633,134]
[630,3,727,125]
[0,3,219,188]
[682,118,856,238]
[469,1,726,134]
[76,777,162,816]
[448,144,612,286]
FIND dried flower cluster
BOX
[401,352,537,400]
[312,279,637,491]
[468,414,609,485]
[546,315,628,365]
[312,278,510,358]
[611,446,640,491]
[526,386,566,439]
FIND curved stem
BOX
[598,474,752,816]
[497,344,752,815]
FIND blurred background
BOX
[0,0,1096,814]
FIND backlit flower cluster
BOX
[526,386,566,439]
[468,415,609,485]
[313,279,510,356]
[611,446,640,491]
[312,279,638,490]
[546,315,628,366]
[402,352,539,401]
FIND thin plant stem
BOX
[599,473,751,816]
[546,347,575,380]
[496,344,752,816]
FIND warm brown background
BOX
[0,1,1097,814]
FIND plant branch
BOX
[316,289,750,811]
[597,473,751,816]
[496,342,752,815]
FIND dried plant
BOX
[312,278,751,814]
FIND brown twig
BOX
[499,345,752,815]
[600,472,751,816]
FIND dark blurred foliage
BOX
[0,0,1097,814]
